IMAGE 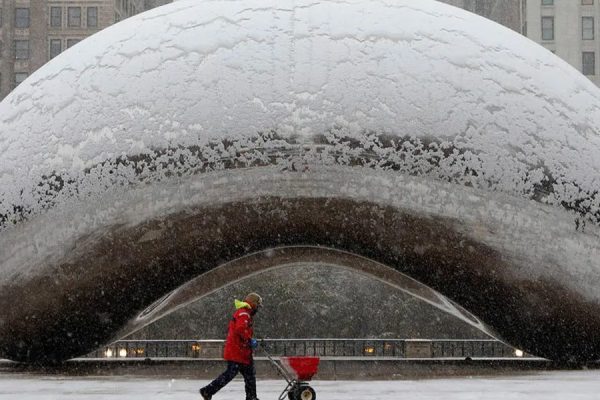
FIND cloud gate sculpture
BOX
[1,0,600,364]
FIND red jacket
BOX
[223,304,254,365]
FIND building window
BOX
[542,16,554,40]
[542,0,554,5]
[14,72,27,88]
[15,8,30,29]
[583,52,596,75]
[68,7,81,27]
[14,40,29,60]
[67,39,80,48]
[49,39,62,59]
[583,17,595,40]
[582,0,594,5]
[50,7,62,27]
[87,7,98,28]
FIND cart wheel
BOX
[296,385,316,400]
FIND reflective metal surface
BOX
[1,0,600,364]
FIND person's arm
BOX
[234,311,254,343]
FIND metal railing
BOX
[80,338,538,360]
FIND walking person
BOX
[200,292,263,400]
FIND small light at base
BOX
[119,348,128,358]
[105,349,113,358]
[363,346,375,355]
[514,349,524,357]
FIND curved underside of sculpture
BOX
[1,167,599,363]
[0,0,600,363]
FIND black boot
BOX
[199,388,212,400]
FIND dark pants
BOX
[202,360,257,400]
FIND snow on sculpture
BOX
[0,0,599,363]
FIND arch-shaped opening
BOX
[118,246,497,341]
[125,261,498,343]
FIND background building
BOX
[526,0,600,86]
[0,0,146,99]
[442,0,600,87]
[144,0,171,10]
[440,0,524,33]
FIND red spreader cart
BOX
[265,352,320,400]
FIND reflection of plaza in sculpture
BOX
[0,0,599,363]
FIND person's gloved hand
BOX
[249,338,258,349]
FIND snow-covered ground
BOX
[1,371,600,399]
